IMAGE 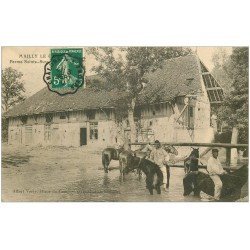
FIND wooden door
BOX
[80,128,87,146]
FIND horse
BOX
[184,147,200,174]
[123,156,163,195]
[134,144,178,187]
[102,147,123,173]
[121,144,178,184]
[118,150,135,180]
[183,165,248,201]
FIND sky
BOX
[2,47,232,97]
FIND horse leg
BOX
[156,183,161,194]
[102,154,109,173]
[105,161,109,173]
[193,175,200,196]
[120,166,124,182]
[119,160,125,182]
[138,168,142,181]
[193,188,200,197]
[183,175,193,196]
[148,187,153,195]
[166,167,170,189]
[146,176,153,195]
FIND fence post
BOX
[226,148,231,168]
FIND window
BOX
[155,104,160,111]
[60,113,67,119]
[90,122,98,140]
[186,78,194,85]
[20,116,28,124]
[34,115,38,123]
[45,114,53,123]
[44,125,51,142]
[87,111,95,120]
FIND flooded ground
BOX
[1,144,248,202]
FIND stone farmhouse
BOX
[4,55,224,149]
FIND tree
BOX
[1,67,26,142]
[87,47,191,144]
[217,47,248,144]
[211,48,233,95]
[2,67,26,112]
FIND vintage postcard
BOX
[1,46,248,202]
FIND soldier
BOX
[150,140,170,191]
[207,148,227,200]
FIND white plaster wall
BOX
[87,120,118,149]
[32,125,44,145]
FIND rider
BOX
[207,148,227,200]
[150,140,170,191]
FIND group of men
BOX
[148,140,226,200]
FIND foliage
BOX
[216,47,248,143]
[211,48,233,95]
[214,131,232,143]
[87,47,191,113]
[1,118,8,142]
[1,67,26,142]
[86,47,192,142]
[2,67,26,112]
[88,47,191,93]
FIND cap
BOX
[212,148,219,153]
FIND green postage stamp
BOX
[51,48,84,89]
[44,48,84,95]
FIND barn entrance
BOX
[80,128,87,146]
[25,125,33,145]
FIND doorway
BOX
[80,128,87,146]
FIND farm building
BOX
[4,54,224,149]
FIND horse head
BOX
[122,155,141,174]
[187,147,199,162]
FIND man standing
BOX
[207,148,227,200]
[150,140,170,191]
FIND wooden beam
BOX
[168,164,239,171]
[176,103,188,123]
[206,87,223,90]
[130,142,248,148]
[210,101,223,104]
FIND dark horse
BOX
[135,144,178,186]
[183,165,248,201]
[102,147,123,173]
[184,148,200,173]
[118,150,135,180]
[123,156,163,195]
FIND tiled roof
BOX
[138,54,202,104]
[4,54,202,117]
[4,87,125,117]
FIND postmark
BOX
[43,48,85,95]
